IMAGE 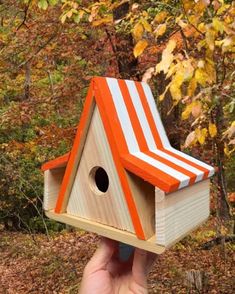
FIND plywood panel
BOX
[67,106,134,233]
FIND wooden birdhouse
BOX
[42,77,214,254]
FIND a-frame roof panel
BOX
[94,77,214,191]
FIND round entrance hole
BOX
[89,167,109,194]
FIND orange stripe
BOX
[94,77,145,240]
[41,152,70,171]
[118,80,149,151]
[118,80,196,185]
[55,83,95,213]
[146,151,196,185]
[163,149,209,179]
[135,82,164,149]
[135,82,210,178]
[121,154,180,193]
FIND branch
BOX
[180,0,204,36]
[17,1,32,31]
[18,30,58,68]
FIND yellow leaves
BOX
[182,0,194,13]
[38,0,48,10]
[154,24,166,39]
[212,17,224,34]
[224,144,230,156]
[92,16,113,26]
[209,122,217,137]
[205,27,216,51]
[205,60,216,83]
[170,73,184,103]
[141,18,152,32]
[194,0,209,13]
[187,78,197,97]
[133,40,148,58]
[184,127,209,147]
[132,18,151,56]
[132,18,152,41]
[184,131,196,148]
[182,103,193,120]
[196,127,208,145]
[223,121,235,139]
[155,40,176,74]
[195,68,208,87]
[217,3,230,15]
[154,11,168,24]
[182,101,202,120]
[61,8,82,24]
[132,22,144,41]
[192,101,202,118]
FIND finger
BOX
[132,249,156,286]
[146,251,157,273]
[85,238,118,274]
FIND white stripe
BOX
[127,81,204,182]
[151,149,204,182]
[106,78,139,153]
[125,80,156,149]
[107,78,191,188]
[134,152,190,189]
[141,82,170,147]
[165,147,215,177]
[142,82,214,177]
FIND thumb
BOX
[132,249,156,286]
[85,238,118,274]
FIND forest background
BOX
[0,0,234,293]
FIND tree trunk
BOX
[214,103,230,220]
[24,62,31,100]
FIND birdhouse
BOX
[42,77,214,254]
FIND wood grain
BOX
[46,210,165,254]
[55,84,95,213]
[155,179,210,247]
[44,167,66,211]
[126,171,155,239]
[67,106,134,233]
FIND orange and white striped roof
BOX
[42,77,214,240]
[94,77,214,193]
[42,77,214,194]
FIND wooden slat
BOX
[55,84,95,213]
[45,210,165,254]
[41,153,70,172]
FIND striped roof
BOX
[94,77,214,193]
[42,77,214,193]
[42,76,214,240]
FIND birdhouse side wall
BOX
[155,179,210,247]
[43,167,66,211]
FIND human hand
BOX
[79,238,156,294]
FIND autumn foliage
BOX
[0,0,234,232]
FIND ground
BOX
[0,218,234,294]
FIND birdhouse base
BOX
[45,210,165,254]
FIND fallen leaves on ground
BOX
[0,218,234,294]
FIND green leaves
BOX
[38,0,48,10]
[38,0,58,10]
